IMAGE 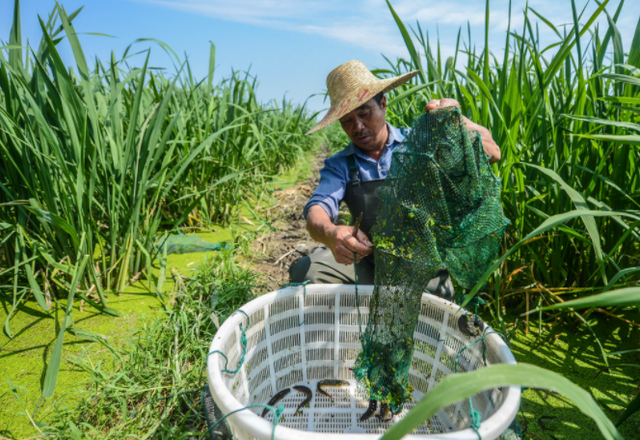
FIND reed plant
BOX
[376,0,640,435]
[380,0,639,311]
[0,0,316,398]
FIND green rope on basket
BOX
[281,280,310,325]
[208,309,250,374]
[201,403,285,440]
[458,291,487,324]
[280,280,310,291]
[468,397,482,440]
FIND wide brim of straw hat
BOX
[306,69,419,135]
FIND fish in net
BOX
[352,106,510,413]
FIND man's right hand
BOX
[326,225,372,264]
[306,205,372,265]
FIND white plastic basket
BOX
[207,284,520,440]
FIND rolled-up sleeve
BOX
[303,156,347,222]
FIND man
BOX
[289,60,500,300]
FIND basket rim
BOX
[207,284,520,440]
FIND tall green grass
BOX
[0,0,317,397]
[381,0,639,298]
[3,0,640,436]
[377,0,640,434]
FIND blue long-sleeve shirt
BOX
[303,123,407,221]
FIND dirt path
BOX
[244,147,328,291]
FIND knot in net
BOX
[352,107,509,413]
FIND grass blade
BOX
[381,363,623,440]
[540,287,640,311]
[41,253,89,398]
[385,0,427,84]
[616,393,640,427]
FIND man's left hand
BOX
[425,99,501,164]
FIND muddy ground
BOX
[244,146,330,291]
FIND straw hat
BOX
[306,60,419,135]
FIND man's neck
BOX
[358,124,389,162]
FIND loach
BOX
[292,386,312,414]
[261,388,291,418]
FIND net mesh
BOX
[352,106,510,412]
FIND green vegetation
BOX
[376,0,640,437]
[382,0,639,292]
[42,251,255,439]
[1,0,640,438]
[3,242,256,439]
[0,0,318,410]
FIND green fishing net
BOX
[156,234,232,255]
[352,106,510,412]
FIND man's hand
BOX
[306,205,372,265]
[425,99,501,164]
[425,98,460,112]
[326,225,372,264]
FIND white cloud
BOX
[299,23,408,55]
[143,0,329,22]
[135,0,640,61]
[138,0,411,56]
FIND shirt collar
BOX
[386,123,405,145]
[343,123,404,158]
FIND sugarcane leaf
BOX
[564,114,640,132]
[604,267,640,292]
[599,73,640,87]
[463,210,640,308]
[599,96,640,105]
[616,392,640,427]
[387,81,442,107]
[75,291,119,316]
[540,287,640,311]
[574,134,640,146]
[381,363,622,440]
[24,260,48,312]
[385,0,427,85]
[66,327,106,342]
[522,163,607,283]
[607,348,640,357]
[25,205,79,248]
[41,254,88,398]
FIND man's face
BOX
[339,96,387,151]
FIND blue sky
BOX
[2,1,639,112]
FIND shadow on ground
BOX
[503,309,640,439]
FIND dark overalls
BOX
[289,147,455,301]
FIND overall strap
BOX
[347,154,362,195]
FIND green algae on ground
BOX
[0,229,242,438]
[0,290,163,438]
[0,152,318,439]
[505,310,640,439]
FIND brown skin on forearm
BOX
[306,97,499,265]
[306,205,372,265]
[305,95,385,265]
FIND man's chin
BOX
[354,137,373,149]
